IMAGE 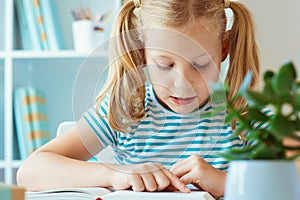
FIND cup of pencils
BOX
[71,8,110,51]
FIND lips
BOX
[170,96,196,105]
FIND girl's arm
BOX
[16,119,111,191]
[17,119,189,193]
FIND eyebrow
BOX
[151,53,208,60]
[154,55,173,59]
[193,54,209,59]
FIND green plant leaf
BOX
[271,62,296,94]
[269,114,294,138]
[250,142,284,159]
[243,90,274,106]
[290,118,300,131]
[263,81,275,97]
[263,71,274,82]
[224,107,246,124]
[294,93,300,110]
[224,110,236,124]
[210,82,228,104]
[202,104,227,118]
[207,62,300,161]
[278,93,294,104]
[247,107,269,122]
[217,143,260,161]
[296,81,300,89]
[246,129,264,141]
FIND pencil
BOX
[93,26,104,31]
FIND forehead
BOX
[144,20,222,60]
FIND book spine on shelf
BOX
[40,0,65,50]
[27,87,51,149]
[15,0,32,50]
[21,0,42,50]
[32,0,49,50]
[13,88,35,160]
[0,183,26,200]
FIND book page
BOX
[26,187,216,200]
[102,190,215,200]
[26,187,113,200]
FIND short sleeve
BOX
[81,97,117,150]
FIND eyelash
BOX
[193,62,210,69]
[155,61,210,71]
[156,63,174,70]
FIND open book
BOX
[26,187,216,200]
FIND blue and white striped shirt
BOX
[83,84,247,171]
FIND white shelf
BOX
[12,161,22,168]
[0,161,22,168]
[0,52,5,58]
[11,50,108,59]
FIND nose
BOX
[173,64,195,90]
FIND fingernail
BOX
[184,187,191,193]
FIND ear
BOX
[221,31,230,61]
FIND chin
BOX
[169,104,198,114]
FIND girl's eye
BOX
[193,61,210,69]
[156,62,174,70]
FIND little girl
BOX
[17,0,260,197]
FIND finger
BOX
[170,155,196,173]
[180,174,205,193]
[170,158,188,172]
[179,172,195,185]
[162,168,191,193]
[170,162,192,178]
[171,155,202,177]
[179,171,204,189]
[164,184,177,192]
[152,170,170,191]
[140,173,158,192]
[129,175,145,192]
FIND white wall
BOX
[240,0,300,73]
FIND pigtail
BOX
[226,1,260,109]
[96,0,146,132]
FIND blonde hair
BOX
[96,0,260,132]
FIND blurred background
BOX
[241,0,300,73]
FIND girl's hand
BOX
[170,154,226,197]
[107,162,191,193]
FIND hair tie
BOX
[224,0,230,8]
[134,0,141,8]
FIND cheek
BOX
[153,86,169,99]
[191,71,212,98]
[148,66,174,87]
[195,63,220,86]
[193,79,209,97]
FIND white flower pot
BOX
[225,160,300,200]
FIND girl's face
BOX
[145,20,227,114]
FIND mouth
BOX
[170,96,196,105]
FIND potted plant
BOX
[210,62,300,200]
